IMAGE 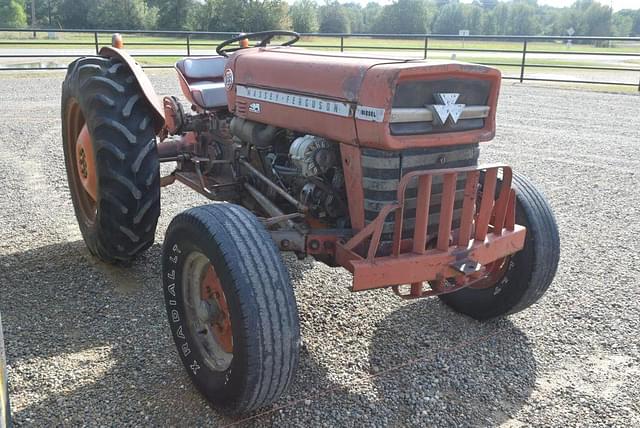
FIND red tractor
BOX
[61,31,559,414]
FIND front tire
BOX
[162,204,300,414]
[61,56,160,263]
[440,173,560,320]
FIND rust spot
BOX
[342,72,365,101]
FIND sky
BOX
[331,0,639,12]
[498,0,637,11]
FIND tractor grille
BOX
[390,79,491,136]
[362,144,479,247]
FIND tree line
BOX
[1,0,639,37]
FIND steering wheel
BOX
[216,30,300,57]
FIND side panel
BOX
[340,144,365,230]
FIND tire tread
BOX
[62,55,160,262]
[165,204,300,413]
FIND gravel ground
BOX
[0,71,639,427]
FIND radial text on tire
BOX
[439,172,560,320]
[162,204,301,414]
[61,56,160,263]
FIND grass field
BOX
[0,31,638,92]
[1,31,640,54]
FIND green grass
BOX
[1,31,639,54]
[1,31,638,93]
[299,36,640,54]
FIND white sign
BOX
[236,85,352,118]
[355,105,385,123]
[459,30,470,37]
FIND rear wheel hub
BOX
[75,124,97,201]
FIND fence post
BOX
[94,32,99,55]
[423,36,428,60]
[187,34,191,56]
[519,39,528,83]
[340,36,344,52]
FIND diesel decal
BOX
[355,105,385,123]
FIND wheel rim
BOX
[183,252,233,372]
[65,99,98,225]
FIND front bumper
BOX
[335,164,526,297]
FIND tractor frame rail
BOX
[335,164,526,297]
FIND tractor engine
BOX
[286,135,345,223]
[263,132,346,226]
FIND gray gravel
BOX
[0,70,639,427]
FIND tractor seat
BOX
[177,56,227,80]
[176,56,228,109]
[187,81,228,109]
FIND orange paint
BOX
[75,124,97,201]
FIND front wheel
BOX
[439,172,560,320]
[162,204,300,414]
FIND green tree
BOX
[34,0,63,27]
[373,0,431,34]
[319,2,350,33]
[148,0,197,30]
[581,1,612,36]
[87,0,158,30]
[204,0,241,32]
[245,0,290,32]
[508,2,538,35]
[203,0,289,32]
[493,2,509,34]
[343,3,365,33]
[633,11,640,36]
[290,0,318,33]
[465,4,483,34]
[0,0,27,28]
[59,0,94,28]
[195,0,217,31]
[362,2,381,32]
[433,3,466,34]
[482,10,496,34]
[611,12,633,37]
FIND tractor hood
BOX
[226,47,501,149]
[228,47,407,102]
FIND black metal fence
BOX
[1,28,639,91]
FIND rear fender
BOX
[99,46,165,133]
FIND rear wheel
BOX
[439,173,560,320]
[162,204,300,414]
[61,56,160,263]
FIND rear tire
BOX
[439,173,560,320]
[61,56,160,263]
[162,204,300,414]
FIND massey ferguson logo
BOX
[224,69,234,91]
[431,93,465,125]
